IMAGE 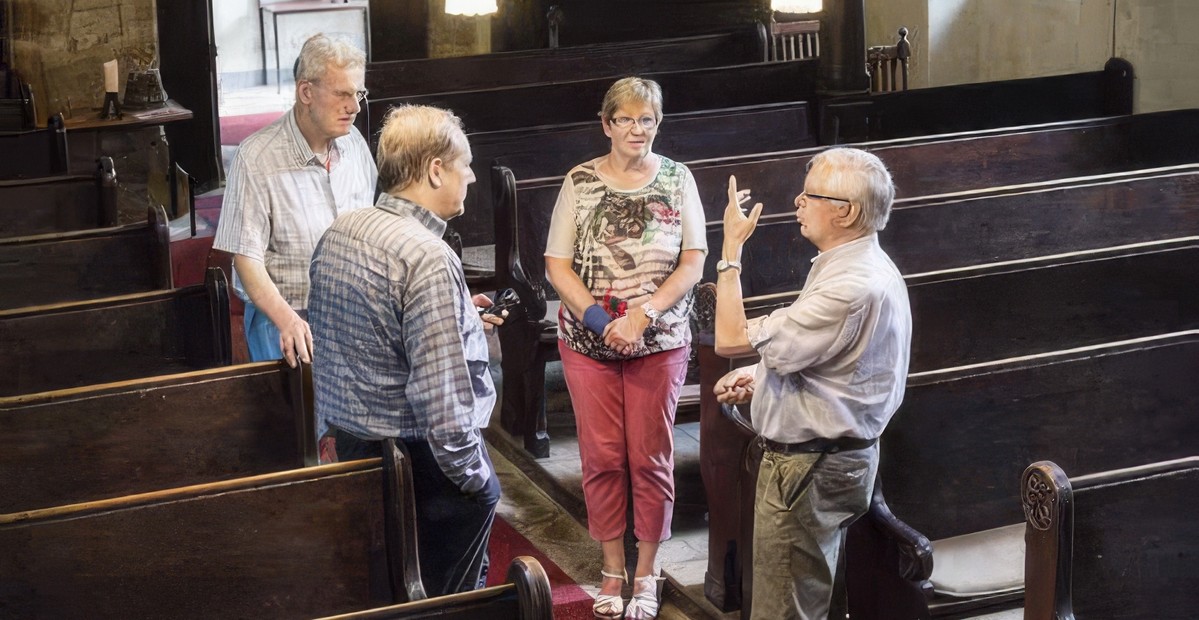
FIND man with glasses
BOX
[214,33,377,368]
[713,148,912,619]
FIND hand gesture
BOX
[713,367,756,405]
[724,175,764,248]
[279,312,314,368]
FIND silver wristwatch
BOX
[641,302,662,324]
[716,259,742,273]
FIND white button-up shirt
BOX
[747,234,912,443]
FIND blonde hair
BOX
[807,148,896,232]
[376,105,467,193]
[295,34,365,83]
[598,77,663,123]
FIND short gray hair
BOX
[376,105,467,194]
[807,147,896,232]
[598,77,663,122]
[295,34,365,83]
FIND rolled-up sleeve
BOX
[213,149,271,261]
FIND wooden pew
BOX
[0,361,315,514]
[0,266,232,396]
[363,58,818,137]
[1022,457,1199,620]
[0,156,117,238]
[312,556,553,620]
[0,204,171,311]
[707,332,1199,618]
[366,26,766,99]
[498,163,1199,455]
[816,57,1134,143]
[699,237,1199,614]
[0,444,421,619]
[0,113,68,180]
[682,107,1199,238]
[459,101,815,248]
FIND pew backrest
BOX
[366,26,766,99]
[0,113,68,180]
[0,204,172,310]
[0,361,315,514]
[310,556,554,620]
[0,266,232,396]
[0,451,419,619]
[817,57,1135,143]
[1022,457,1199,620]
[0,156,118,238]
[365,58,818,137]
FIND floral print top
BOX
[545,156,708,361]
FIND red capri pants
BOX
[558,341,690,542]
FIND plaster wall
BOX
[214,0,366,86]
[866,0,1198,111]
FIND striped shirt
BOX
[214,107,377,310]
[308,194,495,493]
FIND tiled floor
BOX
[219,83,294,117]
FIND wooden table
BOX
[260,1,371,92]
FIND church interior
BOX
[1,0,1197,618]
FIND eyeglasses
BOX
[609,116,658,130]
[799,190,852,204]
[307,80,368,103]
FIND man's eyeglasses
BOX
[307,80,368,103]
[800,190,852,204]
[609,116,658,130]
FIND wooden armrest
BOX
[865,481,934,582]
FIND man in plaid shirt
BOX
[308,104,503,595]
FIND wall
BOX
[10,0,158,122]
[865,0,1199,111]
[214,0,367,89]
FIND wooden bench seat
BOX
[0,266,232,397]
[366,26,766,100]
[364,58,818,136]
[0,204,171,311]
[1021,456,1199,620]
[0,361,314,514]
[0,156,117,239]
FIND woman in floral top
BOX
[545,77,707,620]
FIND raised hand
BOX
[723,175,764,249]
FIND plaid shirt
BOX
[308,194,495,492]
[214,107,377,309]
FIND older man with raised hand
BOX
[713,148,913,620]
[214,33,377,367]
[308,104,503,596]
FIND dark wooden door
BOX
[157,0,223,191]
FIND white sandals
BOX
[624,573,664,620]
[593,568,627,619]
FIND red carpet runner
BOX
[487,516,594,619]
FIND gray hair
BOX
[376,105,467,194]
[598,77,663,122]
[295,34,365,83]
[807,147,896,232]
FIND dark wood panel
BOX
[0,267,231,396]
[0,157,117,238]
[367,26,765,99]
[0,361,312,514]
[0,114,68,180]
[0,205,171,310]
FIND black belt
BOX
[757,435,877,454]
